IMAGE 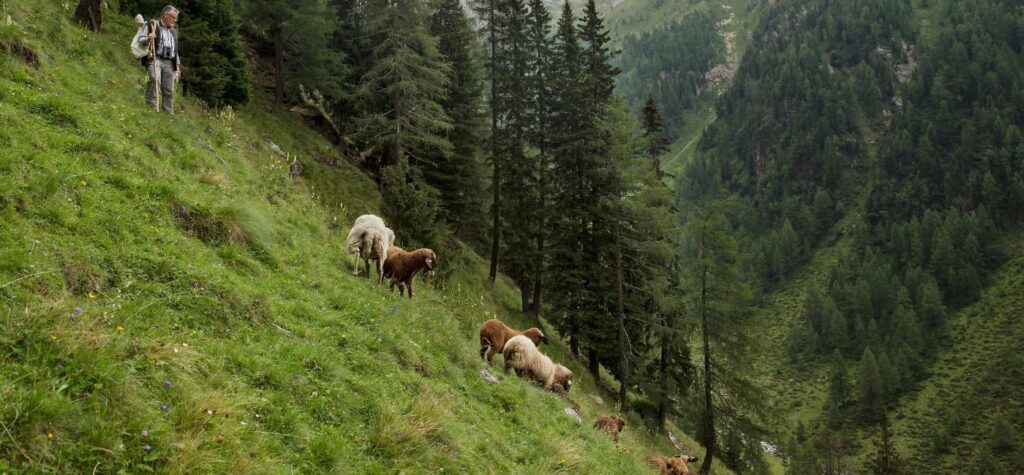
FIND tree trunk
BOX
[657,312,671,432]
[588,348,600,379]
[521,281,530,313]
[274,28,286,108]
[487,0,500,285]
[74,0,102,32]
[699,222,715,475]
[614,177,629,413]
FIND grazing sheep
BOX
[346,214,395,283]
[644,455,699,475]
[382,246,436,299]
[478,319,548,365]
[502,335,574,393]
[593,416,625,443]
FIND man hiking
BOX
[136,5,180,113]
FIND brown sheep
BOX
[478,319,548,365]
[382,246,436,299]
[645,455,699,475]
[593,415,625,443]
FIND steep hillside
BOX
[0,2,719,472]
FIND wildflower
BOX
[74,307,83,314]
[116,326,125,332]
[163,380,172,389]
[88,292,96,300]
[47,432,54,440]
[143,444,152,453]
[50,335,57,342]
[160,404,169,413]
[293,375,300,381]
[389,304,399,314]
[141,430,149,437]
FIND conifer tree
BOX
[177,0,251,107]
[357,0,453,172]
[640,94,671,180]
[525,0,555,314]
[684,202,767,475]
[859,348,883,422]
[428,0,488,241]
[244,0,346,108]
[868,410,903,475]
[545,1,587,355]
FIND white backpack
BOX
[130,15,151,59]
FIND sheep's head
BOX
[556,365,574,392]
[419,249,436,270]
[524,328,547,346]
[615,417,625,431]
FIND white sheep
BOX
[502,335,574,393]
[346,214,395,283]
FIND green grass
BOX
[0,1,718,472]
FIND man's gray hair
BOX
[162,5,178,15]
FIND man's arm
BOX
[136,23,152,44]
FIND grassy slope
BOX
[0,2,723,473]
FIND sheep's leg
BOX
[406,279,413,299]
[363,259,371,278]
[351,252,361,275]
[377,258,385,284]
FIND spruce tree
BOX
[357,0,453,172]
[525,0,555,314]
[868,410,903,475]
[177,0,251,107]
[244,0,346,108]
[428,0,488,242]
[640,94,671,180]
[859,348,883,422]
[495,0,539,311]
[545,1,587,355]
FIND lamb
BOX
[593,415,625,443]
[382,246,436,299]
[345,214,395,283]
[644,455,699,475]
[502,335,574,393]
[478,319,548,365]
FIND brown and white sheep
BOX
[502,335,574,393]
[382,246,436,299]
[645,455,699,475]
[594,415,625,443]
[346,214,395,283]
[478,319,548,365]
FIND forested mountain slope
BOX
[670,0,1024,472]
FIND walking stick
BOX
[148,20,160,111]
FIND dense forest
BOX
[616,10,724,138]
[9,0,1024,472]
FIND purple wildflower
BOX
[160,404,169,413]
[74,307,83,314]
[163,380,173,389]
